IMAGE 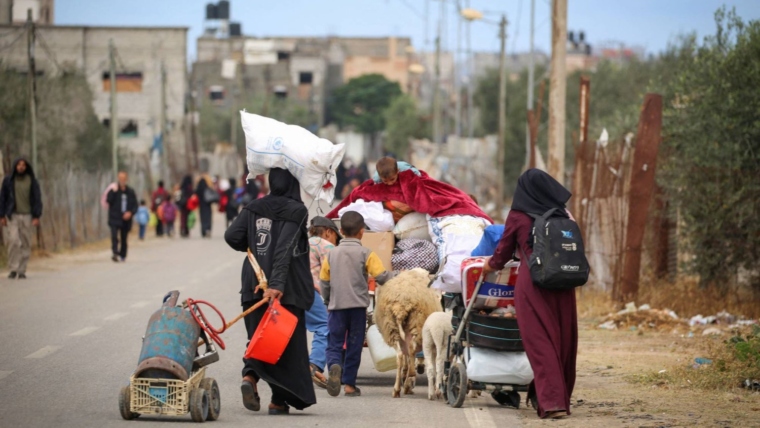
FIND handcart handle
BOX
[453,270,486,344]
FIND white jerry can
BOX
[366,324,398,372]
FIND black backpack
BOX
[523,208,589,290]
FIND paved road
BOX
[0,214,522,427]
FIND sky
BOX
[56,0,760,61]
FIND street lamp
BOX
[460,8,509,215]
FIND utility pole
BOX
[525,0,535,171]
[454,1,462,138]
[496,15,508,214]
[160,61,169,183]
[547,0,567,183]
[432,33,442,146]
[26,10,38,171]
[229,60,238,156]
[466,0,474,141]
[109,39,118,180]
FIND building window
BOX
[103,118,139,138]
[209,85,225,103]
[277,51,290,62]
[102,72,143,93]
[274,85,287,99]
[299,72,313,85]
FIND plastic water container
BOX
[367,324,397,372]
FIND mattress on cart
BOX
[466,347,534,385]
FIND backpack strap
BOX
[527,208,559,220]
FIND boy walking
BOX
[135,200,150,240]
[320,211,395,397]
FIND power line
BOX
[512,0,523,54]
[36,31,63,73]
[396,0,425,21]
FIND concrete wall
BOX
[0,25,188,160]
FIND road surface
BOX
[0,214,524,427]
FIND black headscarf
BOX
[511,169,571,217]
[245,168,306,225]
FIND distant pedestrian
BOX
[196,173,217,238]
[161,197,178,237]
[224,177,239,227]
[306,216,341,389]
[320,211,395,397]
[0,158,42,279]
[151,180,170,237]
[106,171,138,262]
[178,175,193,238]
[135,200,150,240]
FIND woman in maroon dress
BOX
[483,169,577,419]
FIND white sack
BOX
[393,212,432,241]
[467,348,534,385]
[338,200,394,232]
[241,112,345,203]
[429,215,490,292]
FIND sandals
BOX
[241,379,261,411]
[545,410,568,419]
[268,403,290,415]
[344,386,361,397]
[311,364,327,389]
[327,364,342,397]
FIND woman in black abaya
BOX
[224,168,316,415]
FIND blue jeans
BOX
[305,290,329,371]
[138,224,146,240]
[326,307,367,387]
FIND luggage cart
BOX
[442,270,530,408]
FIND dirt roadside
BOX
[504,321,760,428]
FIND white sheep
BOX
[422,311,453,400]
[374,268,442,398]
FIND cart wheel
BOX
[447,363,468,408]
[200,378,221,421]
[189,388,209,423]
[119,386,139,420]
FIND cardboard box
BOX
[361,231,395,272]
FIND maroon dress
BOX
[489,209,578,417]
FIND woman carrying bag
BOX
[224,168,316,415]
[483,169,580,420]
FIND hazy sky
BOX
[56,0,760,61]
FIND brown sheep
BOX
[374,268,442,397]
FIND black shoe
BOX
[327,364,342,397]
[241,380,261,412]
[17,273,26,279]
[111,255,119,262]
[8,272,17,279]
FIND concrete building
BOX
[0,25,188,165]
[0,0,53,25]
[193,35,414,129]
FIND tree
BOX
[655,9,760,287]
[328,74,402,156]
[383,94,429,158]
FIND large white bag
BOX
[338,200,395,232]
[428,215,490,292]
[241,112,345,203]
[393,212,432,241]
[466,348,534,385]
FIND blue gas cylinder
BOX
[135,292,200,381]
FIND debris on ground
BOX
[598,302,758,335]
[743,379,760,391]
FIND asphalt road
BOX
[0,214,522,427]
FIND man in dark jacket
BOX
[0,158,43,279]
[106,171,138,262]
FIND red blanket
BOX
[327,170,492,223]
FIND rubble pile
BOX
[598,302,758,335]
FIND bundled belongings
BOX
[391,238,439,273]
[241,112,345,203]
[470,225,505,257]
[327,169,491,223]
[428,215,491,292]
[466,348,534,385]
[393,212,431,241]
[337,200,394,232]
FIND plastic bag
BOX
[466,348,534,385]
[148,213,158,228]
[338,199,394,232]
[241,112,345,203]
[187,211,197,230]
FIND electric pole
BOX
[432,33,441,146]
[161,61,169,183]
[548,0,567,183]
[496,15,508,214]
[454,1,462,139]
[525,0,535,171]
[26,10,37,171]
[109,39,118,180]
